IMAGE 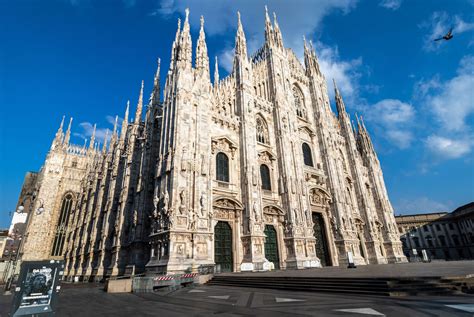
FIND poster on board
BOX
[10,260,64,317]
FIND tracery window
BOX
[293,86,306,119]
[51,193,74,256]
[302,142,314,167]
[216,152,229,182]
[256,117,269,144]
[260,164,271,190]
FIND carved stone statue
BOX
[199,193,206,217]
[188,210,196,231]
[162,190,169,214]
[179,189,186,216]
[132,209,138,227]
[153,194,160,219]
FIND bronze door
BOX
[312,213,330,266]
[214,221,233,272]
[264,225,280,269]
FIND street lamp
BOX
[4,195,46,294]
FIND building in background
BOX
[396,202,474,261]
[0,230,8,261]
[18,8,406,281]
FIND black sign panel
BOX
[10,260,64,317]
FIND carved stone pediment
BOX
[211,136,238,158]
[263,205,285,216]
[309,187,331,206]
[298,125,316,138]
[257,150,276,164]
[212,197,243,221]
[213,197,243,210]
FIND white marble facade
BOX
[21,8,406,279]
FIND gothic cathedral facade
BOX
[21,8,406,280]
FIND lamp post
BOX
[4,194,45,294]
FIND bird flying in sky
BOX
[434,28,453,41]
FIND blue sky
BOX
[0,0,473,227]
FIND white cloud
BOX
[379,0,402,10]
[105,115,123,128]
[386,130,413,149]
[74,122,111,145]
[370,99,415,125]
[316,42,363,102]
[421,55,474,133]
[425,135,472,159]
[394,197,451,215]
[420,12,474,52]
[72,114,122,146]
[155,0,356,41]
[365,99,415,149]
[415,55,474,161]
[156,1,363,106]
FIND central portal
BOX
[312,213,330,266]
[214,221,233,272]
[264,225,280,269]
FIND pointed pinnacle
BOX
[265,5,271,23]
[139,80,144,102]
[175,18,181,40]
[124,100,130,122]
[184,7,190,23]
[102,129,109,153]
[113,115,118,134]
[214,56,219,85]
[59,115,65,130]
[67,117,73,131]
[200,15,204,29]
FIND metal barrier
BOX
[132,273,200,293]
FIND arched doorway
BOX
[214,221,233,272]
[264,225,280,269]
[312,213,330,266]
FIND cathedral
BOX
[20,8,406,280]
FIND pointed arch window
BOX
[216,152,229,182]
[302,142,314,167]
[256,116,269,144]
[260,164,272,190]
[51,193,74,256]
[293,86,306,119]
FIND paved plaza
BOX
[2,261,473,316]
[221,260,474,278]
[1,282,474,316]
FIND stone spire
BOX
[264,5,273,45]
[89,123,97,150]
[51,116,65,150]
[273,12,283,47]
[120,101,129,141]
[102,129,109,154]
[357,115,375,155]
[234,11,247,58]
[150,58,161,105]
[64,117,73,145]
[333,79,346,116]
[111,115,119,146]
[170,18,181,68]
[178,8,192,69]
[214,56,219,86]
[135,80,144,124]
[304,37,322,77]
[55,115,65,142]
[195,15,210,81]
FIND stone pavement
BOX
[2,282,474,316]
[220,260,474,278]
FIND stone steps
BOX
[208,275,469,296]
